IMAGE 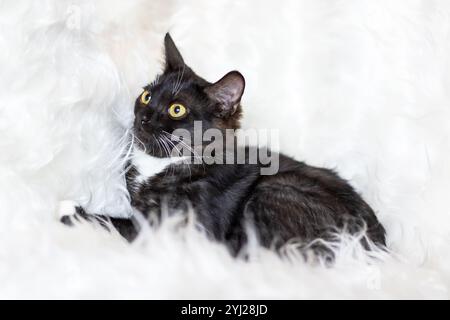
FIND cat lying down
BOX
[60,33,386,260]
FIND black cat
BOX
[64,33,386,259]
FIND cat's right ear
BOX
[205,71,245,118]
[164,33,185,71]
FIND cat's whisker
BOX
[161,134,190,177]
[130,128,145,149]
[163,135,181,157]
[159,135,170,158]
[132,133,147,153]
[154,134,169,177]
[172,68,181,94]
[172,64,185,96]
[175,67,183,94]
[162,135,193,178]
[160,130,194,154]
[161,130,204,164]
[121,131,137,173]
[150,74,161,88]
[158,134,177,177]
[174,65,186,96]
[152,133,164,158]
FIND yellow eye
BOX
[168,103,187,119]
[140,90,151,105]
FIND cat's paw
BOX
[57,200,79,225]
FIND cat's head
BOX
[133,33,245,157]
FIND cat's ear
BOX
[164,33,185,71]
[205,71,245,118]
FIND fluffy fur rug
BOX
[1,0,449,299]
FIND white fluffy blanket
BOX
[1,0,449,299]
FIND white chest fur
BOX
[131,147,187,184]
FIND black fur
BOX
[64,33,386,259]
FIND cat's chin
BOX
[146,149,171,158]
[134,141,170,159]
[132,129,167,158]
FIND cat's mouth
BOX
[133,126,164,158]
[134,125,185,159]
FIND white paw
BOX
[57,200,79,219]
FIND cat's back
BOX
[242,152,386,250]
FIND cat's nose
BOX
[141,115,151,126]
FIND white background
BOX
[0,0,449,298]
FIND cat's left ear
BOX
[164,33,185,71]
[204,71,245,118]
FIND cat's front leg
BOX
[57,200,107,228]
[57,200,138,241]
[57,200,84,225]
